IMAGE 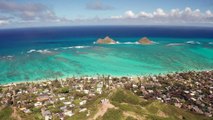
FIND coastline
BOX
[1,68,212,119]
[2,69,212,86]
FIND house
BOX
[34,102,42,107]
[43,89,50,94]
[191,97,196,101]
[87,110,90,116]
[64,110,74,117]
[57,113,64,120]
[79,108,87,112]
[101,99,109,104]
[20,107,31,113]
[97,82,103,88]
[83,90,89,94]
[79,100,87,106]
[0,93,3,98]
[96,88,102,94]
[63,101,71,105]
[69,104,75,108]
[23,109,31,114]
[36,95,49,102]
[59,97,65,101]
[6,93,11,97]
[42,110,52,120]
[132,84,138,88]
[60,106,67,111]
[20,107,27,111]
[174,103,182,108]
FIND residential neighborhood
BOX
[0,70,212,119]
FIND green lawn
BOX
[102,108,123,120]
[0,107,13,120]
[109,89,213,120]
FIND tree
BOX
[0,87,2,93]
[59,87,69,93]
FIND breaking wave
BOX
[27,49,36,53]
[0,55,14,60]
[27,49,52,54]
[93,41,140,45]
[69,46,90,49]
[27,46,90,54]
[186,41,201,44]
[166,43,185,46]
[61,46,90,50]
[122,42,140,44]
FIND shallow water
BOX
[0,26,213,84]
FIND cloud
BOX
[110,7,213,25]
[0,16,12,26]
[0,1,70,26]
[0,20,9,25]
[124,10,136,18]
[86,0,114,10]
[153,8,167,17]
[1,2,213,27]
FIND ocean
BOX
[0,26,213,84]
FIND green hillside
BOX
[1,89,212,120]
[106,89,212,120]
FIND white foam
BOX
[93,41,119,44]
[36,49,52,54]
[135,42,140,44]
[62,47,69,50]
[186,41,201,44]
[68,46,90,49]
[93,41,158,45]
[74,46,84,48]
[123,42,137,44]
[166,43,185,46]
[27,49,52,54]
[28,46,90,54]
[0,55,14,60]
[105,41,140,44]
[27,49,36,53]
[7,55,13,58]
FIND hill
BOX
[1,88,211,120]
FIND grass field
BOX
[0,107,13,120]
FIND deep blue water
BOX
[1,26,213,55]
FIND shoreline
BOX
[1,68,212,118]
[1,69,212,86]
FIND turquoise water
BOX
[0,37,213,84]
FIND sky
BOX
[0,0,213,28]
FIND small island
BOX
[96,36,117,44]
[138,37,154,45]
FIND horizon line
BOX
[1,24,213,30]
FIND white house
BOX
[64,110,74,117]
[63,101,71,105]
[79,108,87,112]
[59,97,65,101]
[96,88,102,94]
[79,100,87,106]
[34,102,42,107]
